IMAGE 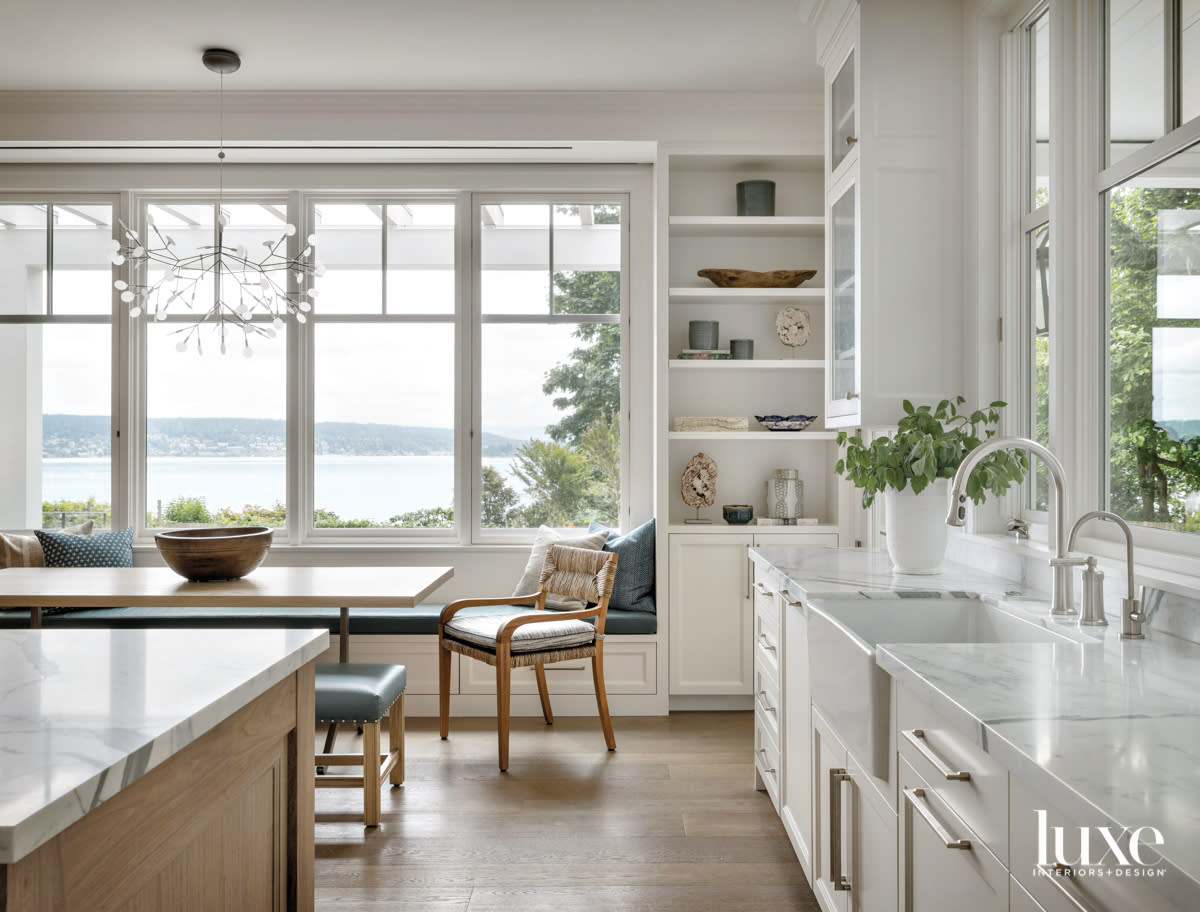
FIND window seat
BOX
[0,603,657,636]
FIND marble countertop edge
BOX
[876,645,1200,901]
[0,629,328,865]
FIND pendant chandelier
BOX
[111,48,323,356]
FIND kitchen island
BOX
[0,627,328,912]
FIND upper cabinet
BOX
[817,0,966,430]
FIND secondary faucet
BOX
[1066,510,1145,639]
[946,436,1082,617]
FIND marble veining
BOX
[0,627,328,864]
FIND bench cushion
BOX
[444,612,596,654]
[10,603,657,635]
[315,663,407,723]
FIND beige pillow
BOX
[0,520,94,569]
[512,526,609,610]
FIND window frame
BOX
[0,192,122,532]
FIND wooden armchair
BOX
[438,544,619,771]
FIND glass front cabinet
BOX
[825,172,859,425]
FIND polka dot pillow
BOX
[34,527,135,568]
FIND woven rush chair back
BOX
[538,545,619,631]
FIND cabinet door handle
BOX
[829,768,852,892]
[845,135,858,146]
[903,729,971,781]
[757,690,777,712]
[1035,864,1090,911]
[903,788,972,850]
[753,581,774,597]
[758,633,777,652]
[756,747,776,775]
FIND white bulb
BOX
[299,301,312,312]
[128,306,142,318]
[307,234,317,246]
[219,212,229,227]
[220,341,227,355]
[114,280,128,291]
[110,254,125,265]
[132,246,145,257]
[306,287,319,298]
[176,339,188,352]
[236,245,248,259]
[272,317,284,330]
[156,310,167,321]
[297,313,308,324]
[264,327,277,339]
[108,238,121,251]
[301,246,312,258]
[243,344,254,358]
[165,236,175,247]
[284,223,297,236]
[120,290,134,303]
[315,263,326,277]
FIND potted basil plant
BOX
[835,397,1027,573]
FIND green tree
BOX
[164,495,213,524]
[387,506,454,528]
[511,439,596,527]
[578,414,620,524]
[481,465,521,528]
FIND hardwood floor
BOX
[314,711,821,911]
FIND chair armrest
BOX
[440,593,543,626]
[496,606,602,643]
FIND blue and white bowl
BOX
[755,414,818,432]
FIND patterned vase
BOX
[766,469,803,523]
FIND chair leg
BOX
[534,663,554,725]
[363,721,381,827]
[592,646,616,752]
[389,694,406,786]
[496,649,512,771]
[438,636,451,740]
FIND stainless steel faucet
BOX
[1066,510,1145,639]
[946,436,1080,617]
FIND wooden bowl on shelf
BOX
[154,526,273,582]
[698,268,817,288]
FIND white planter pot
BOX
[883,479,949,574]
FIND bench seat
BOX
[0,603,657,635]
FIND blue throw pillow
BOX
[588,518,656,614]
[35,527,135,568]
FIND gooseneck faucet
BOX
[946,436,1080,617]
[1066,510,1145,638]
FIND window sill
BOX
[954,530,1200,602]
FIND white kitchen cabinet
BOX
[780,584,813,876]
[812,706,898,912]
[899,756,1007,912]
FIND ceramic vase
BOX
[883,478,949,574]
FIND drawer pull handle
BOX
[758,634,777,652]
[1036,864,1089,911]
[904,729,971,781]
[903,788,972,850]
[830,768,852,891]
[753,581,774,597]
[757,690,777,712]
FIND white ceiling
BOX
[0,0,820,93]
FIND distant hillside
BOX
[43,415,523,458]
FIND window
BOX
[1105,143,1200,534]
[0,201,114,531]
[477,200,624,533]
[124,176,634,544]
[310,201,457,532]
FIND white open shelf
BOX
[668,215,825,237]
[668,431,838,441]
[668,359,824,370]
[668,287,825,300]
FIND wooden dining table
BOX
[0,565,454,662]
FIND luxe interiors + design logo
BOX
[1035,809,1168,879]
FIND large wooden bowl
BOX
[154,526,273,582]
[698,268,817,288]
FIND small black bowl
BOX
[722,504,754,525]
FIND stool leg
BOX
[363,721,381,827]
[389,694,405,786]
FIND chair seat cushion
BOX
[444,611,596,654]
[314,663,407,723]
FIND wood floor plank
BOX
[315,711,819,910]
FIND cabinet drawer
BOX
[900,757,1007,912]
[459,641,656,695]
[1010,777,1188,912]
[898,686,1009,863]
[755,716,782,813]
[754,658,781,745]
[752,578,781,640]
[753,612,782,679]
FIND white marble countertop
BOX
[751,546,1200,899]
[0,627,328,864]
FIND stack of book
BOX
[677,349,731,360]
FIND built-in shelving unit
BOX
[659,150,843,530]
